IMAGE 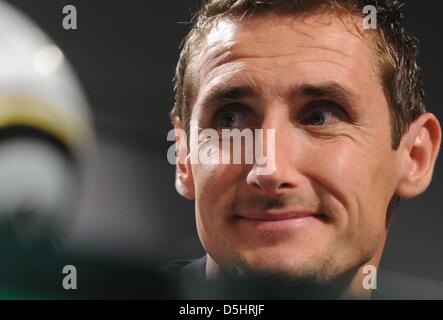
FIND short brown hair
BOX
[170,0,426,150]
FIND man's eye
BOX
[300,102,348,126]
[301,109,333,125]
[215,109,245,128]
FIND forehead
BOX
[194,12,380,104]
[205,13,365,58]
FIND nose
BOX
[246,116,301,195]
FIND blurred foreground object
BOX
[0,0,93,244]
[0,2,175,299]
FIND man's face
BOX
[185,13,402,282]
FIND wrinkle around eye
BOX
[297,122,372,149]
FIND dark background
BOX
[6,0,443,281]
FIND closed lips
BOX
[235,211,327,221]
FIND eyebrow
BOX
[200,85,256,108]
[292,83,360,106]
[199,82,359,108]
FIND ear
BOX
[174,118,195,200]
[396,113,442,199]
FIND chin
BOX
[236,247,339,283]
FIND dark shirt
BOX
[163,256,443,299]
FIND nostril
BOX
[279,182,293,189]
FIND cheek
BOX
[303,140,388,234]
[192,162,244,217]
[191,135,252,209]
[192,162,246,257]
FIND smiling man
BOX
[167,0,442,299]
